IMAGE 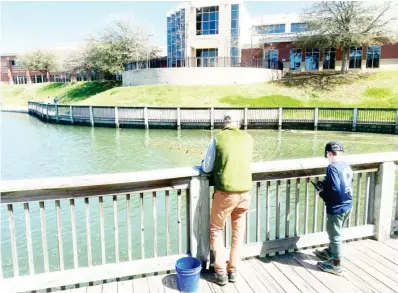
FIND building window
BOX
[367,45,380,68]
[196,49,218,67]
[12,75,27,84]
[32,75,44,83]
[349,46,362,69]
[291,23,308,33]
[255,24,285,34]
[305,48,320,71]
[323,48,336,70]
[167,9,186,67]
[289,48,302,70]
[196,6,219,35]
[230,4,239,65]
[265,49,279,68]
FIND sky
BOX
[1,1,310,54]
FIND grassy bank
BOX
[2,70,398,108]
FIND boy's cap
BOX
[324,141,344,158]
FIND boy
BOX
[315,141,353,275]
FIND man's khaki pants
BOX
[210,191,250,275]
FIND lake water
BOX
[1,112,398,277]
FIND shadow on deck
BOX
[57,237,398,293]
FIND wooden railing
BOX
[27,102,398,134]
[1,152,397,292]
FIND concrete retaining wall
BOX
[122,67,282,86]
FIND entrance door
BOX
[265,50,279,68]
[289,48,302,71]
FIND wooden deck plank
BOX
[268,254,318,293]
[352,241,398,273]
[291,251,358,293]
[360,239,398,265]
[383,237,398,251]
[117,280,134,293]
[221,281,239,293]
[303,248,376,293]
[254,257,301,293]
[162,274,180,293]
[232,272,255,293]
[300,250,368,293]
[238,260,273,293]
[133,277,150,293]
[340,253,395,293]
[102,281,118,293]
[285,254,333,293]
[248,258,286,293]
[86,284,102,293]
[198,278,214,293]
[347,242,398,278]
[343,248,398,292]
[147,275,166,293]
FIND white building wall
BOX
[122,68,282,86]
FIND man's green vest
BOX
[213,126,253,192]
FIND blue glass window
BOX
[305,48,320,71]
[196,6,219,35]
[166,9,186,67]
[255,24,285,34]
[323,48,336,70]
[230,4,239,63]
[291,23,308,33]
[367,45,380,68]
[196,49,218,67]
[349,46,362,69]
[290,48,302,70]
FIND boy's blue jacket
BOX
[319,161,353,215]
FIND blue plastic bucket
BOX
[175,257,202,293]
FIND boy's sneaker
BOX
[314,248,332,260]
[228,271,238,283]
[208,273,228,286]
[317,260,343,275]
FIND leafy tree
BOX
[19,50,57,81]
[294,1,397,73]
[86,20,160,75]
[63,47,95,74]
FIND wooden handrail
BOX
[1,152,397,202]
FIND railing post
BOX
[177,107,181,130]
[210,107,214,130]
[352,108,358,132]
[373,161,395,241]
[70,105,74,124]
[314,107,319,131]
[55,105,59,123]
[244,108,248,130]
[278,107,283,130]
[115,107,119,128]
[46,104,49,121]
[144,107,149,129]
[89,106,94,127]
[395,109,398,135]
[189,175,210,264]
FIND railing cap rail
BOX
[1,152,397,195]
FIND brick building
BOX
[1,54,121,84]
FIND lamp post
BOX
[147,34,154,69]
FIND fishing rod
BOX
[151,143,204,155]
[299,163,324,192]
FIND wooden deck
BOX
[58,237,398,293]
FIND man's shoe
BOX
[314,248,332,260]
[228,271,238,283]
[317,260,343,275]
[208,273,228,286]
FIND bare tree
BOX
[294,1,397,73]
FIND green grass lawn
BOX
[2,70,398,108]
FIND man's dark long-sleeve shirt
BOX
[319,161,353,215]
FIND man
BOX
[315,141,353,275]
[201,113,253,286]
